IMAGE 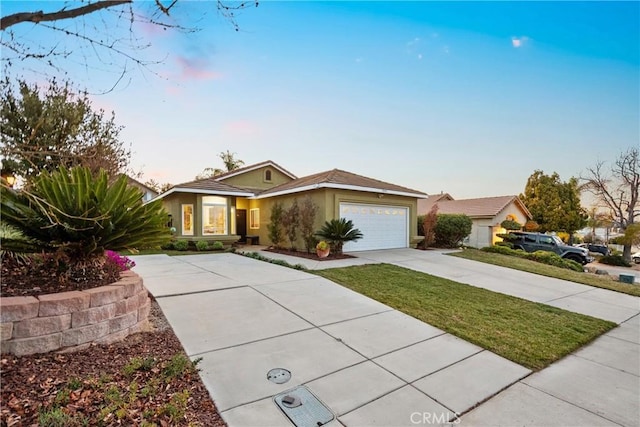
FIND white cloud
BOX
[511,36,530,48]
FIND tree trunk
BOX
[623,244,631,262]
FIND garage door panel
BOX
[340,203,408,252]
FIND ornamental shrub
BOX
[418,206,438,249]
[500,219,522,231]
[481,245,583,272]
[267,202,285,249]
[434,214,472,248]
[212,241,224,250]
[105,250,136,270]
[0,166,171,259]
[173,240,189,251]
[299,196,319,253]
[482,245,515,256]
[195,240,209,251]
[1,167,169,292]
[316,218,363,255]
[599,255,631,267]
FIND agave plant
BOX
[316,218,363,255]
[1,166,171,260]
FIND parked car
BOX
[633,251,640,264]
[508,232,593,265]
[576,243,611,256]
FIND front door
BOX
[236,209,247,242]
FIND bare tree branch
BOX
[1,1,132,31]
[581,147,640,261]
[1,1,258,91]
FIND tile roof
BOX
[152,164,426,201]
[168,177,252,194]
[425,195,532,218]
[417,193,453,213]
[257,169,427,198]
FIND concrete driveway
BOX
[132,249,639,427]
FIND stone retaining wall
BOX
[0,271,150,356]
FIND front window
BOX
[182,204,193,236]
[539,236,555,245]
[202,196,227,235]
[250,208,260,229]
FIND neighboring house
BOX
[418,194,532,248]
[123,175,159,203]
[151,161,428,252]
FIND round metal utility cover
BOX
[267,368,291,384]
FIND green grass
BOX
[451,249,640,297]
[315,264,616,371]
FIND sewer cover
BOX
[267,368,291,384]
[274,386,334,427]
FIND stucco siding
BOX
[249,189,419,249]
[221,166,293,191]
[465,218,494,248]
[162,193,197,237]
[251,190,327,249]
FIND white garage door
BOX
[340,203,409,252]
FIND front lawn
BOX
[315,264,615,371]
[451,249,640,297]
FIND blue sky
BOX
[3,1,639,202]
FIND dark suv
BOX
[509,232,593,265]
[576,243,610,256]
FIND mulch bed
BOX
[0,256,118,298]
[0,302,225,427]
[265,247,356,261]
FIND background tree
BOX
[195,150,244,180]
[0,77,130,181]
[584,208,615,243]
[2,1,258,90]
[219,150,244,172]
[144,179,173,194]
[581,148,640,261]
[520,170,587,240]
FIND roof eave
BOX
[254,183,427,199]
[147,187,254,203]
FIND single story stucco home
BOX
[151,161,428,252]
[418,193,532,249]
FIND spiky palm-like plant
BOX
[316,218,363,255]
[1,166,171,260]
